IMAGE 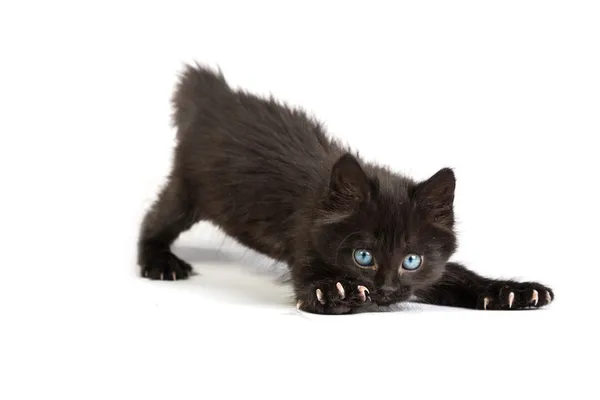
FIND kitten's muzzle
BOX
[372,285,411,306]
[372,286,396,305]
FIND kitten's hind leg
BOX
[137,175,201,280]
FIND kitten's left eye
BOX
[402,254,422,270]
[353,249,375,268]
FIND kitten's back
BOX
[168,64,344,259]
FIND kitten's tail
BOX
[170,62,232,133]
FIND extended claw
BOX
[357,286,369,302]
[546,291,552,304]
[531,290,539,306]
[172,272,177,281]
[316,288,325,304]
[159,272,164,281]
[296,300,303,310]
[483,297,490,310]
[336,282,345,299]
[508,292,515,309]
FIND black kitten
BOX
[137,63,554,314]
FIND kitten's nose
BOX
[381,285,395,295]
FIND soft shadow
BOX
[173,245,242,264]
[171,245,294,308]
[173,245,291,280]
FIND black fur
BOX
[137,63,554,314]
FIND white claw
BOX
[172,272,177,281]
[160,273,164,281]
[484,297,490,310]
[296,301,303,310]
[316,289,325,304]
[508,292,515,309]
[357,286,369,302]
[546,291,552,303]
[531,290,539,306]
[336,282,345,299]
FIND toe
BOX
[508,292,515,308]
[336,282,346,299]
[357,286,370,302]
[316,288,326,304]
[530,289,539,306]
[483,297,490,310]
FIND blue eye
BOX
[402,254,422,270]
[353,249,375,267]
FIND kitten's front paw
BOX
[478,281,554,310]
[296,279,372,315]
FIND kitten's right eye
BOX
[353,249,375,268]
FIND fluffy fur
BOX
[137,63,554,314]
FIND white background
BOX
[1,1,599,399]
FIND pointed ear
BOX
[414,168,456,227]
[328,153,370,206]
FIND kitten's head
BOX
[310,153,457,306]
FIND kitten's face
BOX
[311,154,457,306]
